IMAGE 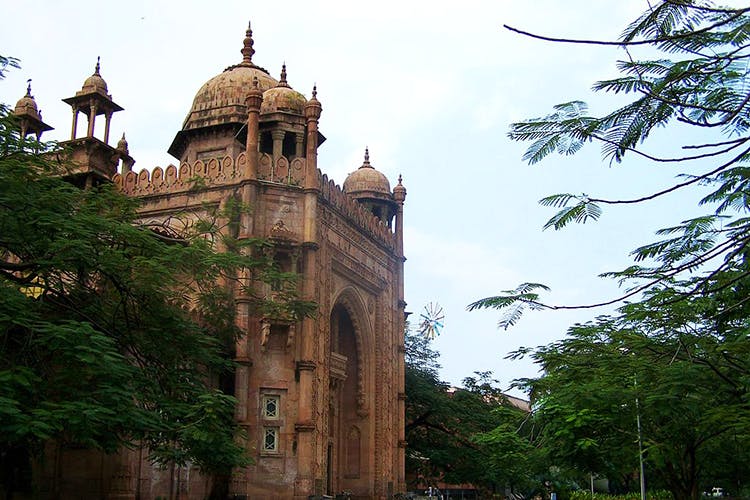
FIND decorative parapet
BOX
[258,152,305,185]
[318,170,395,251]
[113,152,396,252]
[113,152,306,196]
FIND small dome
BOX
[14,82,40,119]
[117,133,129,153]
[343,148,392,198]
[182,23,279,131]
[81,58,108,95]
[261,64,306,115]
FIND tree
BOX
[0,60,315,495]
[510,285,750,499]
[404,327,537,496]
[470,1,750,325]
[466,3,750,499]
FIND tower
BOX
[60,58,125,187]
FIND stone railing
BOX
[318,171,395,251]
[113,152,306,196]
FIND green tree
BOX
[511,284,750,499]
[0,60,314,495]
[470,1,750,324]
[467,2,750,499]
[404,328,537,496]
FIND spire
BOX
[241,21,255,64]
[361,147,372,169]
[278,63,290,87]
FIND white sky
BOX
[2,0,694,396]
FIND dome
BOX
[343,148,392,198]
[182,24,279,131]
[261,64,306,115]
[14,83,40,119]
[80,58,108,95]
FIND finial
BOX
[94,56,101,75]
[241,21,255,64]
[362,147,372,168]
[398,174,403,185]
[26,79,32,97]
[279,63,289,87]
[312,84,317,99]
[117,132,129,153]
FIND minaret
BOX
[392,174,407,492]
[294,84,322,491]
[62,57,123,144]
[13,80,53,140]
[60,58,124,185]
[245,76,263,179]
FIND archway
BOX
[328,298,369,495]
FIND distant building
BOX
[14,22,407,499]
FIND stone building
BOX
[13,22,407,499]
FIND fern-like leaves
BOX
[467,283,551,329]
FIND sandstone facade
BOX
[16,22,406,500]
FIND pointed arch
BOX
[330,286,373,416]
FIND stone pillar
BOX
[271,129,285,163]
[87,99,97,138]
[295,132,304,159]
[104,110,113,144]
[71,106,79,140]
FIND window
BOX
[260,391,284,455]
[263,395,280,419]
[263,427,279,452]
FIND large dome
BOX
[181,24,278,131]
[343,148,392,199]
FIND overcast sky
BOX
[2,0,689,395]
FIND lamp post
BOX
[635,374,646,500]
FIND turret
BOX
[13,80,53,140]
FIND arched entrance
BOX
[327,300,368,495]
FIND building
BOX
[13,22,407,499]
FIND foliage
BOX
[568,492,671,500]
[404,328,540,496]
[0,65,315,492]
[470,0,750,322]
[469,3,750,499]
[509,275,750,499]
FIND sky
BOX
[1,0,692,396]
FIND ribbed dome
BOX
[343,148,392,198]
[181,23,278,131]
[261,64,306,115]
